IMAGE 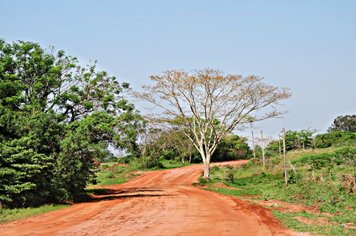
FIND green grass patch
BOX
[273,211,355,236]
[94,162,137,186]
[160,159,189,169]
[0,204,68,223]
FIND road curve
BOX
[0,161,300,236]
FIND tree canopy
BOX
[328,115,356,132]
[137,69,290,178]
[0,40,142,207]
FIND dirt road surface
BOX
[0,161,303,236]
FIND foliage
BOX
[212,134,251,162]
[265,140,280,157]
[292,146,356,169]
[138,126,200,166]
[0,40,142,207]
[314,131,356,148]
[328,114,356,132]
[284,129,316,151]
[137,69,290,178]
[139,127,251,166]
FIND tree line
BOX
[263,117,356,158]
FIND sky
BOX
[1,0,355,140]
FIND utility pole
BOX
[261,130,265,169]
[283,128,288,186]
[251,130,256,159]
[278,132,281,157]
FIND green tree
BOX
[265,140,280,157]
[284,129,315,151]
[212,134,251,162]
[0,40,142,207]
[139,126,200,167]
[328,115,356,132]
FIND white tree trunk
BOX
[203,161,210,178]
[203,152,212,178]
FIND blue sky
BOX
[1,0,355,139]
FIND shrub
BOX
[314,131,356,148]
[225,169,235,183]
[140,157,164,169]
[198,176,209,185]
[105,172,114,179]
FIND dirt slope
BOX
[0,161,303,236]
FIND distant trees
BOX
[138,126,200,168]
[264,129,316,158]
[284,129,316,151]
[139,127,251,167]
[328,115,356,132]
[0,40,142,207]
[264,121,356,156]
[137,69,290,178]
[212,134,251,162]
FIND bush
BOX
[105,172,115,179]
[140,157,164,169]
[287,172,302,184]
[211,166,221,172]
[314,131,356,148]
[225,169,236,183]
[198,176,209,185]
[212,135,251,162]
[294,147,356,170]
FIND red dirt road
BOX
[0,161,302,236]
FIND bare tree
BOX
[136,69,291,178]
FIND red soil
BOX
[0,160,304,236]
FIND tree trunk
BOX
[203,161,210,179]
[261,130,265,169]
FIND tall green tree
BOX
[0,40,142,207]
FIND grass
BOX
[94,162,138,186]
[0,204,68,223]
[274,211,355,236]
[203,146,356,236]
[160,159,189,169]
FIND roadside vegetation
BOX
[0,204,68,223]
[202,142,356,235]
